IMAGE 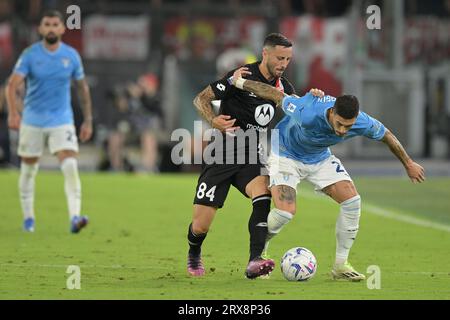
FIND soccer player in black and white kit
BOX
[186,33,296,278]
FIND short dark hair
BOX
[41,10,64,23]
[334,95,359,119]
[263,33,292,48]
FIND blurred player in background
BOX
[186,33,296,279]
[231,70,425,281]
[6,10,93,233]
[106,74,163,173]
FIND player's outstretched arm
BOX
[231,67,324,107]
[193,86,239,132]
[76,78,93,142]
[5,73,25,130]
[231,68,286,107]
[381,129,425,183]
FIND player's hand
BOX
[79,120,93,142]
[309,88,325,98]
[211,115,240,133]
[7,112,21,130]
[232,67,252,86]
[405,160,425,183]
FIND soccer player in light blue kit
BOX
[6,10,93,233]
[231,68,425,281]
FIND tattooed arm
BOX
[242,79,287,107]
[230,66,286,106]
[193,86,239,132]
[231,67,324,107]
[76,78,93,142]
[381,129,425,183]
[193,86,217,125]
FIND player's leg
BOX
[17,125,44,232]
[244,175,272,260]
[189,165,232,276]
[241,174,275,278]
[19,157,40,232]
[264,153,302,251]
[49,125,87,233]
[323,181,365,281]
[57,149,88,233]
[323,180,360,265]
[187,204,217,276]
[314,155,365,281]
[267,184,296,238]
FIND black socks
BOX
[248,194,271,261]
[187,223,207,256]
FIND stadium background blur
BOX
[0,0,449,174]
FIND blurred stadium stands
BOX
[0,0,449,173]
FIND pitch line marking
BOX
[300,191,450,233]
[363,203,450,233]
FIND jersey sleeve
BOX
[360,112,386,140]
[281,93,314,121]
[13,49,31,77]
[72,50,85,80]
[209,69,236,100]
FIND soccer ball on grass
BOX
[280,247,317,281]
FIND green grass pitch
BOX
[0,171,449,299]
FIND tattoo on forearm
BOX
[383,130,411,166]
[77,81,92,121]
[242,79,285,107]
[194,86,216,124]
[278,185,296,204]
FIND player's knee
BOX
[248,187,270,200]
[57,150,78,162]
[245,176,269,198]
[21,157,39,165]
[191,221,210,235]
[20,161,39,179]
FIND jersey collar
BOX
[40,41,62,55]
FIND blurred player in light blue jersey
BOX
[231,68,425,281]
[6,10,93,233]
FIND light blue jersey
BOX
[13,41,85,128]
[274,93,386,164]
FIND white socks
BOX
[19,158,81,221]
[335,195,361,265]
[268,208,293,235]
[264,208,294,253]
[61,157,81,219]
[19,162,39,219]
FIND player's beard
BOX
[44,33,59,45]
[267,62,284,79]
